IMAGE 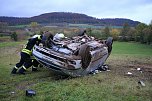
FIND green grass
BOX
[0,41,25,48]
[112,41,152,56]
[9,25,29,28]
[0,41,152,101]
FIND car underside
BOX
[32,34,113,77]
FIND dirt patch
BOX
[0,37,11,42]
[109,62,152,82]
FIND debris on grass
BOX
[89,64,110,75]
[10,91,15,94]
[137,68,141,71]
[94,70,99,74]
[26,90,36,97]
[98,64,110,71]
[127,72,132,75]
[137,68,143,73]
[138,80,145,87]
[107,69,110,72]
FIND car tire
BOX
[78,44,91,69]
[106,37,113,54]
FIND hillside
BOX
[0,12,140,26]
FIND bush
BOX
[10,32,18,41]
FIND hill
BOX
[0,12,140,26]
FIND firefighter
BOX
[31,55,40,71]
[11,34,43,74]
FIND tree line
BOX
[1,20,151,45]
[87,22,152,44]
[92,21,152,45]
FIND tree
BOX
[127,28,136,41]
[110,29,120,41]
[120,22,130,41]
[0,22,8,32]
[30,22,38,28]
[135,23,148,43]
[149,20,152,25]
[142,25,152,44]
[30,22,39,33]
[103,26,110,39]
[86,28,92,36]
[11,32,18,41]
[148,22,152,44]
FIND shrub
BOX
[10,32,18,41]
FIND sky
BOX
[0,0,152,24]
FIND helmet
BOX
[53,33,65,41]
[32,35,42,40]
[58,33,65,38]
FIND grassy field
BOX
[112,42,152,56]
[0,41,152,101]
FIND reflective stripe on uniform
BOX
[31,56,35,60]
[22,66,27,70]
[38,35,41,40]
[32,35,41,39]
[22,49,32,55]
[32,66,37,68]
[14,66,19,69]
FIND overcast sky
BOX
[0,0,152,24]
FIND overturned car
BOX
[32,34,113,77]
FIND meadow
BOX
[0,41,152,101]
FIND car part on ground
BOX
[89,64,110,74]
[26,90,36,96]
[33,34,113,77]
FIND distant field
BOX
[69,24,123,29]
[9,25,29,28]
[0,41,25,48]
[8,24,123,29]
[0,36,11,42]
[112,41,152,56]
[0,41,152,101]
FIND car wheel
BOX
[106,37,113,54]
[78,44,91,69]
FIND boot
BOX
[18,67,26,75]
[11,67,18,74]
[32,67,38,72]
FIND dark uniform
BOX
[11,35,42,74]
[31,55,40,71]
